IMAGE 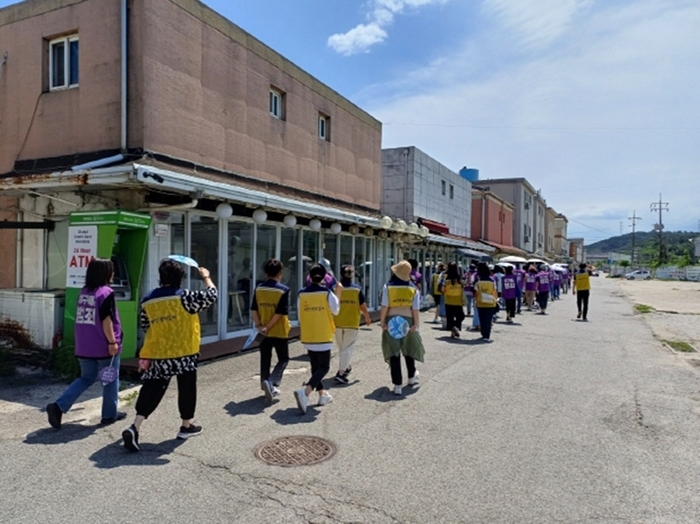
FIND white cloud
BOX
[362,0,700,241]
[328,0,450,55]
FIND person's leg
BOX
[484,308,495,338]
[433,296,440,321]
[472,305,480,329]
[307,350,330,392]
[55,358,99,414]
[405,355,416,380]
[478,307,489,337]
[577,292,583,318]
[389,355,403,386]
[176,370,197,424]
[516,290,522,314]
[445,305,454,331]
[506,299,516,320]
[269,338,289,386]
[100,354,120,420]
[337,329,357,374]
[581,290,590,319]
[259,337,274,383]
[466,294,473,316]
[134,378,171,424]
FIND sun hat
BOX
[391,260,412,282]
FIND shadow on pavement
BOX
[363,385,419,403]
[223,397,268,417]
[89,439,186,469]
[270,406,320,425]
[24,423,99,445]
[437,336,486,346]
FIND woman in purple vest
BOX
[501,265,518,322]
[46,258,125,429]
[535,265,551,315]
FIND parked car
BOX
[625,269,651,280]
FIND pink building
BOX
[471,190,523,255]
[0,0,390,347]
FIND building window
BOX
[49,35,79,90]
[441,180,446,196]
[318,113,330,141]
[269,88,284,119]
[449,185,454,199]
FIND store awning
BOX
[419,218,449,235]
[456,248,493,261]
[482,240,527,256]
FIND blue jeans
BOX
[56,355,120,420]
[464,293,474,316]
[472,305,480,327]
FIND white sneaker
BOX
[271,385,281,397]
[318,393,333,406]
[393,385,403,395]
[294,389,308,414]
[408,371,420,386]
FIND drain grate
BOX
[254,435,337,467]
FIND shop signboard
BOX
[66,225,98,288]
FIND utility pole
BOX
[628,211,642,266]
[650,194,669,264]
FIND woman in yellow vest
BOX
[474,262,498,342]
[572,262,591,321]
[333,265,372,385]
[251,258,291,403]
[440,261,466,338]
[122,259,217,452]
[431,262,446,324]
[294,263,340,414]
[380,260,425,395]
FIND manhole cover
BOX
[254,436,337,467]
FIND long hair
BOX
[84,258,114,291]
[476,262,491,280]
[445,261,462,284]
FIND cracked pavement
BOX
[3,276,700,523]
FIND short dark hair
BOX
[505,265,514,275]
[579,263,587,270]
[341,264,354,278]
[84,258,114,290]
[309,263,326,283]
[159,258,186,288]
[477,261,491,280]
[263,258,283,277]
[408,259,418,270]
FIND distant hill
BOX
[587,230,697,265]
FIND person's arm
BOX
[410,290,421,332]
[328,290,340,316]
[99,292,119,356]
[181,267,218,314]
[334,280,344,299]
[572,274,577,294]
[380,306,389,330]
[360,303,371,326]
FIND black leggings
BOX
[260,337,289,386]
[135,370,197,421]
[306,350,331,391]
[505,298,516,318]
[390,354,416,386]
[577,290,590,319]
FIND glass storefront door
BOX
[190,215,219,338]
[280,228,301,321]
[226,221,253,332]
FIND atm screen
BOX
[111,255,132,301]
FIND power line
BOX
[628,210,642,266]
[650,194,670,264]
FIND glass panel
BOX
[46,219,69,288]
[227,221,253,332]
[170,212,185,255]
[354,237,369,308]
[51,41,65,88]
[190,216,219,337]
[69,39,79,85]
[303,230,320,279]
[322,233,338,277]
[280,229,300,321]
[340,235,353,270]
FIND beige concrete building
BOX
[0,0,395,347]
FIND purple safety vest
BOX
[74,286,122,358]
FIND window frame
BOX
[49,34,79,91]
[318,113,330,141]
[449,184,454,199]
[269,88,284,119]
[441,180,446,196]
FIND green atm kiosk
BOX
[64,211,152,359]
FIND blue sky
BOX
[2,0,698,245]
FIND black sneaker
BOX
[343,366,352,377]
[177,424,203,440]
[46,402,62,429]
[334,372,349,385]
[122,425,140,452]
[101,411,127,425]
[577,312,582,319]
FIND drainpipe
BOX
[137,199,199,212]
[121,0,127,151]
[481,192,486,240]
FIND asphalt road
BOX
[3,276,700,523]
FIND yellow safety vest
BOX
[299,290,335,344]
[475,281,497,309]
[443,280,464,306]
[140,296,200,359]
[255,286,290,339]
[575,272,591,291]
[387,285,416,308]
[432,273,442,295]
[334,286,361,329]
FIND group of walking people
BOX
[430,260,593,342]
[47,255,425,451]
